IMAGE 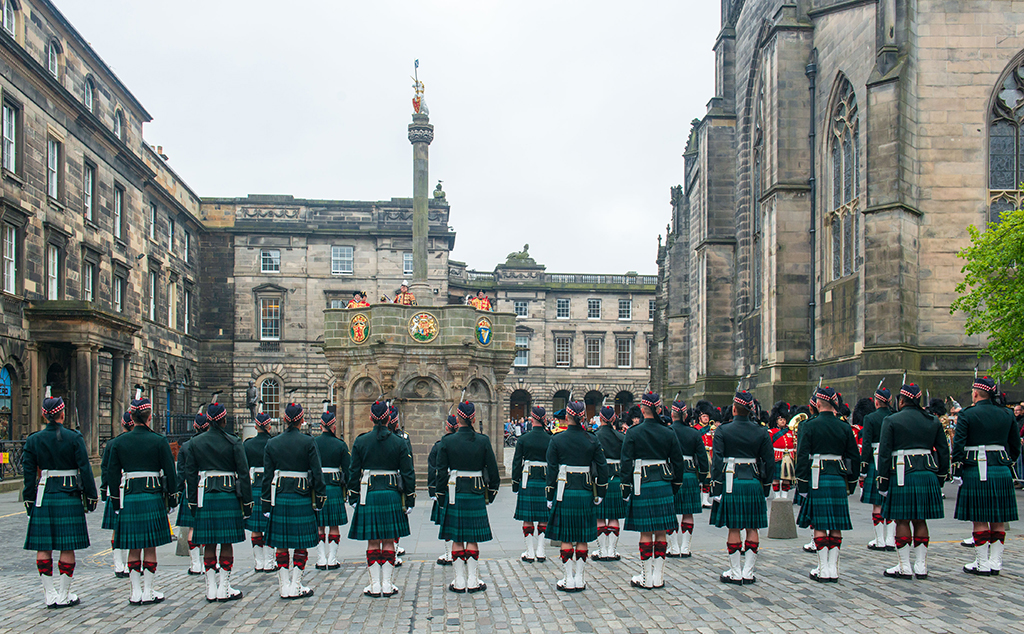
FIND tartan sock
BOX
[293,549,308,570]
[188,540,197,550]
[639,542,654,560]
[681,521,694,533]
[111,538,116,548]
[894,535,912,549]
[743,540,759,553]
[666,527,676,535]
[465,550,480,560]
[726,542,742,554]
[537,524,547,535]
[575,548,588,561]
[127,560,142,572]
[452,549,466,561]
[142,561,157,574]
[57,561,75,577]
[829,535,842,549]
[382,550,396,565]
[990,531,1006,544]
[36,559,53,576]
[972,530,990,545]
[204,556,217,571]
[276,551,290,569]
[366,549,376,566]
[328,534,341,544]
[781,481,791,491]
[653,541,667,559]
[251,534,263,547]
[219,557,233,572]
[523,525,534,536]
[318,531,326,543]
[871,513,882,526]
[813,536,829,551]
[772,482,780,492]
[609,526,620,536]
[913,536,929,547]
[560,548,574,563]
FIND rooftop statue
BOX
[505,244,537,266]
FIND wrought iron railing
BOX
[0,440,25,480]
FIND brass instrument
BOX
[787,411,808,433]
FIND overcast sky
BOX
[60,1,719,274]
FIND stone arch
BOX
[399,375,447,401]
[251,363,289,383]
[583,389,606,420]
[509,389,532,421]
[347,376,381,440]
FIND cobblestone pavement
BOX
[1,482,1021,634]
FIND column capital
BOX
[408,120,434,145]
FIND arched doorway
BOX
[509,389,531,422]
[46,362,66,394]
[614,390,635,416]
[0,365,14,440]
[584,390,605,420]
[552,390,570,414]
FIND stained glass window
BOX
[831,215,841,280]
[828,78,860,279]
[843,213,853,276]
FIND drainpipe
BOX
[805,51,818,364]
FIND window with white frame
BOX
[616,338,633,368]
[2,223,15,294]
[167,281,177,330]
[647,338,654,368]
[46,244,59,299]
[113,186,124,240]
[82,261,94,302]
[83,163,95,222]
[587,298,601,319]
[46,41,60,79]
[585,338,602,368]
[555,336,571,367]
[113,275,124,313]
[261,249,280,273]
[2,0,15,36]
[46,138,61,199]
[183,231,191,264]
[148,203,156,239]
[556,298,570,319]
[167,217,175,250]
[513,300,528,317]
[2,101,17,172]
[84,78,95,113]
[260,298,281,340]
[148,270,156,319]
[649,299,655,321]
[113,110,124,141]
[331,245,353,275]
[260,378,281,422]
[618,299,632,320]
[330,299,344,309]
[514,335,529,366]
[403,252,413,276]
[183,289,191,335]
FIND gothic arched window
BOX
[751,66,765,309]
[989,58,1024,222]
[828,79,860,280]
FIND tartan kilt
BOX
[175,499,195,528]
[954,465,1020,523]
[711,479,768,530]
[113,492,172,550]
[796,475,853,531]
[316,484,348,527]
[245,504,269,533]
[437,492,493,543]
[266,491,320,549]
[102,498,119,531]
[860,462,884,505]
[674,472,703,515]
[24,490,90,551]
[881,470,943,520]
[547,489,597,543]
[348,489,411,542]
[597,476,628,520]
[430,498,442,525]
[193,491,246,545]
[513,477,550,522]
[624,480,677,533]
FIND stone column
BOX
[75,344,99,457]
[27,343,41,435]
[408,113,434,305]
[111,352,126,436]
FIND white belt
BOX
[556,466,590,502]
[810,455,842,490]
[872,443,880,470]
[198,470,235,508]
[120,471,163,507]
[447,470,484,505]
[249,466,264,482]
[521,461,545,489]
[681,455,695,464]
[725,458,757,493]
[359,469,399,505]
[632,460,667,494]
[894,449,932,486]
[271,470,308,506]
[606,459,621,464]
[35,469,78,506]
[966,445,1007,482]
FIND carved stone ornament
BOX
[239,207,301,219]
[408,125,434,145]
[408,312,440,343]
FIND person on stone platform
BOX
[545,400,608,592]
[183,401,252,602]
[175,407,208,576]
[434,400,501,593]
[666,399,708,558]
[393,282,417,306]
[388,404,412,563]
[620,391,685,589]
[795,386,860,583]
[860,387,897,552]
[594,405,627,561]
[429,414,459,565]
[769,401,795,499]
[952,376,1020,576]
[244,404,276,572]
[101,410,134,579]
[469,290,492,311]
[106,392,178,606]
[694,400,715,508]
[23,388,98,609]
[348,400,416,597]
[347,290,370,308]
[512,405,553,563]
[710,390,774,585]
[262,401,326,600]
[314,403,350,571]
[875,383,949,580]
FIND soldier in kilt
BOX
[710,391,774,585]
[262,402,327,599]
[348,400,416,597]
[620,392,686,589]
[106,395,178,605]
[860,387,897,552]
[545,400,608,592]
[175,410,208,576]
[183,402,252,602]
[434,401,501,593]
[876,383,949,580]
[429,414,459,565]
[594,406,626,561]
[23,391,98,608]
[795,387,860,583]
[695,401,715,508]
[101,411,134,578]
[667,400,708,558]
[769,402,795,499]
[314,405,350,571]
[952,376,1020,576]
[511,406,553,563]
[388,405,412,563]
[244,407,276,572]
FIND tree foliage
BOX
[951,207,1024,382]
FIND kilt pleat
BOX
[624,480,677,533]
[514,476,550,522]
[102,498,118,531]
[193,491,246,545]
[266,491,320,549]
[860,462,884,505]
[673,472,703,515]
[113,492,172,550]
[796,475,852,531]
[882,470,944,520]
[430,499,442,525]
[245,505,269,533]
[954,465,1020,523]
[598,476,628,520]
[437,492,493,543]
[711,479,768,530]
[175,499,195,528]
[24,490,90,551]
[348,489,411,542]
[547,489,597,543]
[316,485,349,527]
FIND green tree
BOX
[951,207,1024,382]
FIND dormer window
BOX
[3,0,16,37]
[84,77,95,112]
[113,109,125,141]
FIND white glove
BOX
[711,496,722,503]
[952,476,963,487]
[430,496,437,503]
[405,507,413,516]
[879,490,888,497]
[546,500,553,509]
[263,512,270,518]
[594,497,603,506]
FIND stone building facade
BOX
[653,0,1024,407]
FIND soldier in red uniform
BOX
[769,402,795,499]
[347,291,370,308]
[468,290,492,311]
[393,282,417,306]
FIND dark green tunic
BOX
[511,425,552,522]
[434,426,501,543]
[621,418,686,532]
[313,431,350,527]
[105,424,177,549]
[876,407,949,520]
[952,399,1020,522]
[101,432,128,530]
[243,430,272,532]
[795,412,859,531]
[670,421,709,515]
[23,422,96,551]
[261,427,326,549]
[595,424,628,519]
[348,424,416,540]
[859,406,893,505]
[710,416,774,529]
[173,434,197,528]
[183,425,251,545]
[544,425,608,543]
